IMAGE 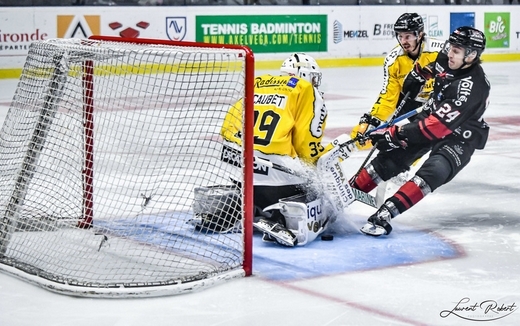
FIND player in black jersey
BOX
[350,26,490,237]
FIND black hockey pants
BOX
[371,137,475,192]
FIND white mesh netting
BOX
[0,38,251,297]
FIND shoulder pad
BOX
[384,45,404,65]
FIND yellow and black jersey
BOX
[370,37,444,122]
[221,74,327,165]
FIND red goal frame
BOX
[85,35,255,276]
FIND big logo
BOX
[166,17,187,41]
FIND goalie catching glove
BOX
[368,125,408,152]
[350,113,382,150]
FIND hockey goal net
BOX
[0,36,254,297]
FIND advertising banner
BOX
[484,12,510,49]
[195,15,327,53]
[1,6,520,72]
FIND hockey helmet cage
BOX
[448,26,486,57]
[280,53,322,87]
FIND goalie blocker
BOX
[189,185,242,234]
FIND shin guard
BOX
[350,164,382,193]
[390,175,432,213]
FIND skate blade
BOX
[261,233,276,243]
[254,221,296,247]
[360,223,387,237]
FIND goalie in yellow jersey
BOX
[191,53,330,247]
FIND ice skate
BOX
[254,219,297,247]
[360,205,393,237]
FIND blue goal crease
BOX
[89,212,461,282]
[252,226,462,281]
[93,211,243,258]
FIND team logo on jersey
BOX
[255,76,292,88]
[221,144,269,175]
[311,101,327,138]
[166,17,186,41]
[287,77,299,88]
[221,144,241,168]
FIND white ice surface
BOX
[1,62,520,326]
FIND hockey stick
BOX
[338,101,421,151]
[254,105,424,209]
[352,91,411,179]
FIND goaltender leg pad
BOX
[316,144,356,210]
[189,185,242,233]
[261,193,330,246]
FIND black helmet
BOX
[449,26,486,56]
[394,13,424,34]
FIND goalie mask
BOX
[280,53,322,87]
[442,26,486,68]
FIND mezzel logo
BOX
[109,21,150,38]
[440,297,517,322]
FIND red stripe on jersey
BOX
[394,180,425,210]
[419,115,452,141]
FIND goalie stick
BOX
[254,150,377,209]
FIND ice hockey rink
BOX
[1,60,519,326]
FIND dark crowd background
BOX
[0,0,517,7]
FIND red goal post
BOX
[0,36,255,297]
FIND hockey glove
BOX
[368,125,408,152]
[411,62,434,83]
[350,113,381,149]
[403,62,435,101]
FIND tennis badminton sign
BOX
[195,15,327,53]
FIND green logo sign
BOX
[196,15,327,53]
[484,12,510,48]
